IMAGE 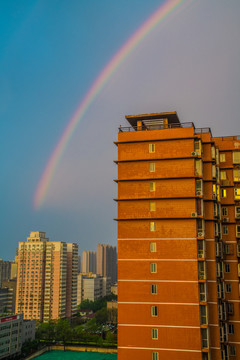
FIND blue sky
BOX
[1,0,240,260]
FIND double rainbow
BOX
[34,0,189,209]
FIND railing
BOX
[215,135,240,141]
[195,127,212,136]
[118,122,194,132]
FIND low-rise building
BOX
[0,314,36,359]
[22,319,36,344]
[0,314,23,359]
[77,273,111,304]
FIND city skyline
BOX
[1,0,240,259]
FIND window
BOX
[151,284,157,294]
[152,328,158,339]
[225,264,230,273]
[235,188,240,200]
[223,226,228,235]
[229,324,234,334]
[212,184,216,199]
[200,305,208,325]
[150,222,156,232]
[151,306,158,317]
[236,225,240,238]
[222,207,228,216]
[150,201,156,212]
[201,328,208,348]
[149,162,155,172]
[216,167,220,183]
[211,146,216,159]
[212,165,216,178]
[198,261,206,280]
[233,151,240,164]
[196,179,203,195]
[225,244,234,255]
[227,303,234,315]
[217,185,220,201]
[220,171,226,180]
[149,182,156,192]
[221,189,227,198]
[226,284,232,293]
[152,352,159,360]
[234,169,240,182]
[150,242,156,252]
[199,282,207,302]
[220,153,226,162]
[195,159,203,176]
[194,140,201,155]
[229,345,236,356]
[236,206,240,219]
[150,263,157,273]
[216,148,219,164]
[149,144,155,153]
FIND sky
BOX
[1,0,240,260]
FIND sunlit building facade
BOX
[16,231,78,322]
[115,112,240,360]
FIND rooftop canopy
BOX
[125,112,180,130]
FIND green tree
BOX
[106,331,115,344]
[36,322,55,342]
[55,319,72,350]
[95,307,108,324]
[84,317,98,333]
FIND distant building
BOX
[16,231,78,322]
[66,243,78,319]
[77,273,111,304]
[78,255,81,273]
[0,259,18,287]
[97,244,117,284]
[0,288,13,314]
[81,251,96,273]
[1,279,17,313]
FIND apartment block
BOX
[16,231,78,322]
[115,112,240,360]
[77,273,111,304]
[82,251,96,273]
[97,244,117,284]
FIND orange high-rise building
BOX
[16,231,78,322]
[115,112,240,360]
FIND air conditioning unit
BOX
[222,218,229,223]
[236,213,240,219]
[196,191,202,196]
[192,151,197,156]
[212,194,217,200]
[198,232,203,237]
[191,212,197,217]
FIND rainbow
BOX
[34,0,189,209]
